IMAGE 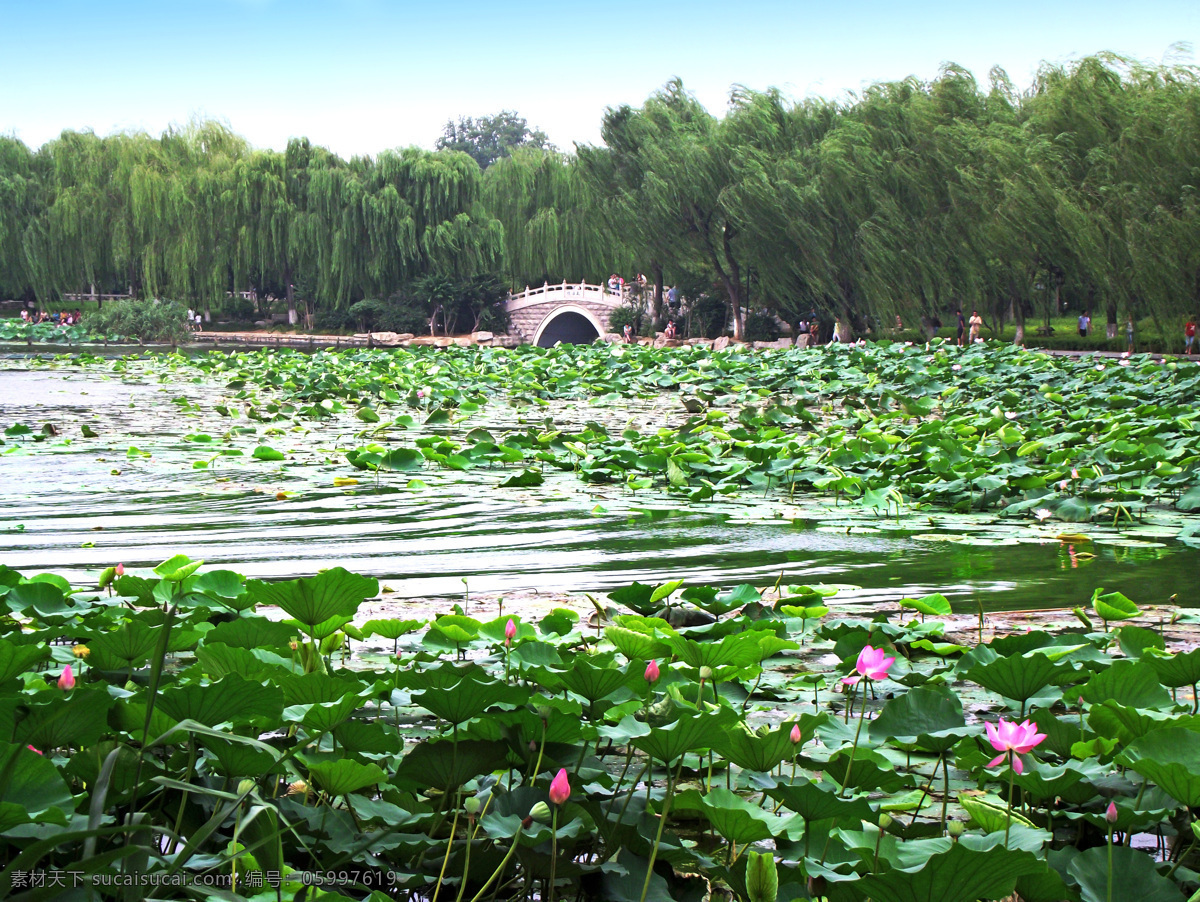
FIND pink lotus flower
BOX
[841,675,861,687]
[984,718,1047,774]
[549,768,571,805]
[855,645,895,681]
[115,563,124,576]
[790,723,802,744]
[644,659,660,682]
[57,665,74,690]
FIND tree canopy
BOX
[3,58,1199,347]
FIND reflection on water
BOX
[1,366,1197,611]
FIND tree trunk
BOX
[1106,302,1118,339]
[651,262,664,328]
[1012,294,1025,346]
[285,265,297,326]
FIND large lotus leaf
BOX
[899,593,952,618]
[1088,701,1200,746]
[1119,728,1200,807]
[414,675,529,725]
[605,625,670,662]
[280,672,365,706]
[715,723,803,773]
[633,709,737,764]
[959,794,1036,832]
[186,569,252,610]
[194,643,293,680]
[966,652,1071,706]
[1076,660,1172,709]
[362,618,425,641]
[0,741,73,831]
[1116,625,1165,659]
[854,842,1044,902]
[87,619,161,670]
[607,582,658,616]
[203,737,282,777]
[765,778,874,824]
[869,687,967,752]
[247,568,377,632]
[1067,844,1184,902]
[378,447,424,471]
[14,689,115,749]
[1091,589,1139,624]
[665,632,765,670]
[333,720,402,756]
[157,675,284,727]
[394,739,510,791]
[4,582,73,619]
[153,554,205,582]
[204,617,298,652]
[1144,647,1200,689]
[559,657,634,703]
[307,759,387,796]
[672,787,778,843]
[0,638,49,683]
[1029,709,1084,759]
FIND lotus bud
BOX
[505,618,516,641]
[57,665,75,690]
[699,666,714,681]
[645,660,660,683]
[1105,801,1118,824]
[549,768,571,805]
[947,820,965,838]
[877,813,893,830]
[98,566,117,590]
[536,705,552,722]
[115,563,125,576]
[464,796,481,816]
[789,723,802,744]
[237,779,255,796]
[529,801,552,824]
[529,740,538,753]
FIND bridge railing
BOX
[508,281,640,305]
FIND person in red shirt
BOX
[1186,319,1196,355]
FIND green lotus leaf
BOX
[965,651,1071,708]
[869,687,968,752]
[0,639,49,683]
[633,709,737,764]
[1091,588,1139,624]
[307,759,387,796]
[153,554,205,582]
[1068,843,1185,902]
[1075,660,1172,710]
[414,675,528,725]
[1118,727,1200,807]
[251,444,286,461]
[157,675,284,727]
[0,741,73,830]
[14,689,116,749]
[854,842,1044,902]
[248,568,377,634]
[765,778,875,824]
[672,786,779,843]
[605,625,669,662]
[899,593,952,618]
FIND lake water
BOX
[1,360,1196,612]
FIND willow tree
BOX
[580,80,749,337]
[483,147,623,289]
[0,137,45,302]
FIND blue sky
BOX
[3,0,1197,157]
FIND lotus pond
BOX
[2,341,1199,612]
[2,341,1200,901]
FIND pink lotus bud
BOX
[505,619,516,641]
[1071,469,1080,480]
[549,768,571,805]
[57,664,75,690]
[27,745,42,755]
[790,723,802,744]
[1105,801,1118,824]
[115,563,125,576]
[644,660,660,682]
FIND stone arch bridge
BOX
[506,282,630,347]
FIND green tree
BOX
[436,111,554,170]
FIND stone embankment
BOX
[193,330,811,351]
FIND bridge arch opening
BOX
[533,306,604,347]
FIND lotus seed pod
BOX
[947,820,965,838]
[529,801,552,824]
[877,813,893,829]
[699,666,714,681]
[464,797,481,816]
[237,779,255,796]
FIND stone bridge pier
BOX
[506,282,629,346]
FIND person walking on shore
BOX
[968,310,983,343]
[1126,316,1135,353]
[1185,318,1195,355]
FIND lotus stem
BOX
[1005,753,1016,847]
[465,829,521,902]
[549,806,559,902]
[436,790,462,892]
[638,764,678,902]
[839,678,869,798]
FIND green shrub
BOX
[607,305,639,335]
[312,308,356,333]
[89,299,190,343]
[743,311,781,342]
[685,293,727,339]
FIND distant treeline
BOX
[1,54,1197,343]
